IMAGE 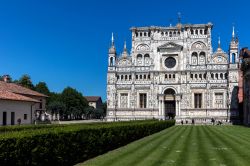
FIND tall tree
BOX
[18,74,34,89]
[61,87,88,120]
[35,82,50,96]
[47,101,66,120]
[101,101,107,116]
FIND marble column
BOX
[176,100,178,116]
[162,100,165,120]
[159,100,162,118]
[178,101,181,117]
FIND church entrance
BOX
[164,88,176,119]
[165,101,175,119]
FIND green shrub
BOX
[0,120,175,166]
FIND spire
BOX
[232,26,235,39]
[122,41,128,58]
[109,32,116,54]
[178,12,181,24]
[218,36,221,48]
[111,32,114,45]
[176,12,182,30]
[123,41,127,51]
[216,36,223,52]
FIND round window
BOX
[164,57,176,68]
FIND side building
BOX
[0,78,47,125]
[85,96,103,109]
[106,22,240,123]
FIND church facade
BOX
[106,22,240,123]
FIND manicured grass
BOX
[79,125,250,166]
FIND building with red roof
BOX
[0,78,47,125]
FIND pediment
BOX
[157,42,183,52]
[212,54,228,64]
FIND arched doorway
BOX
[164,88,176,119]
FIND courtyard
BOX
[80,125,250,166]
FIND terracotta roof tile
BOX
[0,81,48,97]
[0,90,40,102]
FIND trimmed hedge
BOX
[0,120,175,166]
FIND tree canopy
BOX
[61,87,88,119]
[18,74,34,90]
[35,82,50,96]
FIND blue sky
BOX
[0,0,249,101]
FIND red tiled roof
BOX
[0,90,40,103]
[85,96,102,102]
[0,81,48,97]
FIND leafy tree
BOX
[101,101,107,116]
[84,106,94,119]
[93,108,104,119]
[61,87,88,120]
[18,74,34,89]
[35,82,50,96]
[47,101,66,120]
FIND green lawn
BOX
[78,125,250,166]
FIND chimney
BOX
[2,75,10,83]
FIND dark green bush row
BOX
[0,122,107,134]
[0,120,175,166]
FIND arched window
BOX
[125,75,128,80]
[129,75,132,80]
[195,29,198,35]
[220,73,223,79]
[144,75,146,79]
[191,29,194,35]
[121,75,124,80]
[204,29,207,35]
[169,74,172,79]
[215,73,218,79]
[165,74,168,79]
[148,74,150,79]
[169,31,172,37]
[190,74,193,79]
[192,52,198,65]
[195,74,198,79]
[199,74,202,79]
[161,32,164,36]
[144,54,150,65]
[144,54,150,58]
[140,32,143,37]
[173,31,176,36]
[140,75,142,79]
[164,88,175,95]
[204,73,206,79]
[199,52,206,65]
[117,75,120,80]
[225,73,228,79]
[200,29,203,34]
[135,32,138,37]
[173,74,175,79]
[137,54,142,58]
[136,75,138,79]
[110,57,113,66]
[137,54,143,65]
[232,53,236,64]
[144,32,147,36]
[211,73,214,79]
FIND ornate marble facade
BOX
[106,22,239,123]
